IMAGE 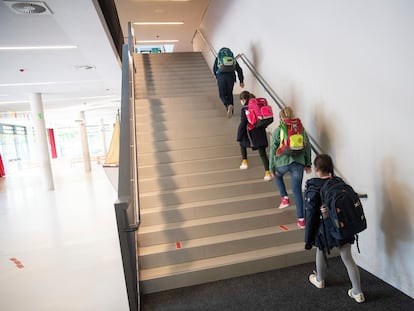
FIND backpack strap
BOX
[355,234,361,253]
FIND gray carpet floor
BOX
[141,256,413,311]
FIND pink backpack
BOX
[245,98,274,130]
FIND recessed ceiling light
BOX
[0,45,77,51]
[0,80,99,87]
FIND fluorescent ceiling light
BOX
[0,80,99,87]
[136,40,178,43]
[0,45,77,51]
[134,22,184,25]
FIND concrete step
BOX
[139,190,282,226]
[135,134,238,153]
[139,242,315,293]
[135,108,224,124]
[138,164,268,193]
[136,116,241,134]
[134,96,220,113]
[137,155,264,178]
[139,223,304,269]
[138,207,297,246]
[136,121,239,141]
[135,88,217,98]
[137,144,241,166]
[135,74,214,83]
[139,178,276,209]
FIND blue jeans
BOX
[274,162,305,219]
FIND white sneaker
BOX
[240,160,248,169]
[309,272,325,289]
[348,289,365,303]
[264,171,272,181]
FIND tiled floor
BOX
[0,161,129,311]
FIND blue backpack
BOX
[216,47,236,74]
[320,177,367,242]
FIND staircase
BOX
[134,52,315,294]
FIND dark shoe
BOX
[227,105,234,118]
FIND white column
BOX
[100,118,107,155]
[79,111,91,172]
[30,93,54,190]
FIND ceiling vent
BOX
[4,1,53,15]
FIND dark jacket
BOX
[213,58,244,83]
[237,106,268,150]
[304,177,355,251]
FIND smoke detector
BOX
[4,1,53,15]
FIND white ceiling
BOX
[0,0,210,126]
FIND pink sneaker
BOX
[278,196,290,209]
[297,218,305,229]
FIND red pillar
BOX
[47,128,57,159]
[0,153,5,177]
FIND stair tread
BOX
[139,223,299,255]
[139,165,262,182]
[137,144,239,156]
[140,189,276,213]
[139,177,272,197]
[140,242,305,280]
[138,207,291,234]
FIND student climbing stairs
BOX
[133,51,315,293]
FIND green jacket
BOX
[268,124,312,173]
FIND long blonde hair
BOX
[279,106,294,119]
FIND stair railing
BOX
[115,22,140,311]
[192,28,367,197]
[193,28,324,156]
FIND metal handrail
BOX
[193,28,324,156]
[115,22,140,311]
[193,29,366,197]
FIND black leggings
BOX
[240,146,269,171]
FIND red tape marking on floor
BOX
[279,225,289,231]
[175,241,182,249]
[9,258,24,269]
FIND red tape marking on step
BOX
[175,241,182,249]
[9,258,25,269]
[279,225,289,231]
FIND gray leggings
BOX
[316,243,362,294]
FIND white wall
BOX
[197,0,414,298]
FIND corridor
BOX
[0,161,129,310]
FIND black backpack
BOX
[320,177,367,241]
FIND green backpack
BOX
[216,47,236,74]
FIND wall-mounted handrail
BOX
[193,28,367,197]
[193,28,324,157]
